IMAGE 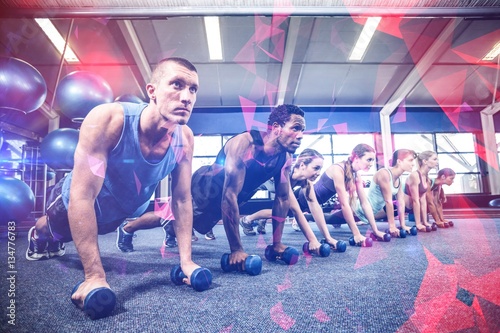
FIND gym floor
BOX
[1,211,499,333]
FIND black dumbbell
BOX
[370,232,391,242]
[264,245,299,265]
[302,242,331,257]
[431,223,438,231]
[71,282,116,320]
[320,239,347,253]
[348,236,373,247]
[170,265,212,291]
[385,228,406,239]
[220,253,262,276]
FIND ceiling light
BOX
[35,18,80,63]
[483,41,500,61]
[204,16,223,61]
[349,17,382,61]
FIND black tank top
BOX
[192,130,288,212]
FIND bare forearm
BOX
[172,198,193,266]
[68,201,105,280]
[221,197,243,253]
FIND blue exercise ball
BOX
[115,94,144,104]
[56,71,113,121]
[40,128,79,170]
[0,176,35,224]
[0,57,47,114]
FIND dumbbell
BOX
[71,282,116,320]
[264,245,299,265]
[302,242,331,257]
[370,232,391,242]
[431,223,438,231]
[348,236,373,247]
[447,221,454,227]
[220,253,262,276]
[320,239,347,253]
[385,228,406,239]
[399,226,417,236]
[170,265,212,291]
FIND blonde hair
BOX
[417,151,436,167]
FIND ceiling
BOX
[1,0,500,138]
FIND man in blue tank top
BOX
[121,104,306,270]
[25,57,205,318]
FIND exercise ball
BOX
[115,94,144,104]
[489,198,500,207]
[40,128,79,170]
[0,176,35,224]
[56,71,113,121]
[0,56,47,113]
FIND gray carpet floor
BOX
[1,217,499,333]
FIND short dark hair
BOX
[268,104,304,128]
[151,57,197,85]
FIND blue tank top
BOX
[192,130,288,215]
[62,102,183,224]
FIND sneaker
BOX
[291,218,301,232]
[205,229,216,240]
[47,239,65,257]
[239,216,256,236]
[116,221,134,252]
[165,234,178,248]
[256,219,267,234]
[26,226,49,261]
[192,230,199,242]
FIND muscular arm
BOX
[170,126,197,274]
[220,134,250,254]
[271,158,292,246]
[68,103,123,284]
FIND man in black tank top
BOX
[191,104,305,269]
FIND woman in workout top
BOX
[355,149,416,238]
[313,144,377,246]
[404,150,439,232]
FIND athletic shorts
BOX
[46,176,125,242]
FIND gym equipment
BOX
[302,242,331,257]
[115,94,144,104]
[264,245,299,265]
[370,232,391,242]
[71,282,116,320]
[348,236,373,247]
[0,56,47,113]
[0,176,35,224]
[431,223,438,231]
[399,226,417,236]
[220,253,262,276]
[40,128,79,170]
[170,265,212,291]
[385,228,407,239]
[56,71,113,121]
[320,239,347,253]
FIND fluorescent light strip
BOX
[204,16,223,61]
[483,41,500,61]
[349,17,382,61]
[35,18,80,63]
